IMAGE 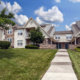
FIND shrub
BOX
[0,41,11,49]
[25,45,39,49]
[77,46,80,48]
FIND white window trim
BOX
[17,40,23,46]
[18,30,23,36]
[7,29,13,34]
[8,38,12,43]
[55,35,60,40]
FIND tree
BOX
[0,8,15,30]
[30,27,44,45]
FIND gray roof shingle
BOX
[54,31,73,35]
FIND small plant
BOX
[0,41,11,49]
[25,45,39,49]
[77,46,80,48]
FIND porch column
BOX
[58,43,59,49]
[75,38,76,45]
[45,38,48,44]
[51,39,52,45]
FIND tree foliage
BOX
[0,8,15,30]
[30,27,44,45]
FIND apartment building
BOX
[0,18,80,49]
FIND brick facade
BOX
[69,45,77,49]
[40,38,56,49]
[4,27,15,47]
[40,44,56,49]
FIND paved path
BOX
[41,49,77,80]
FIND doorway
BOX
[56,43,69,49]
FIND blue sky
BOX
[2,0,80,31]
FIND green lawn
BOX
[0,49,57,80]
[68,49,80,80]
[75,48,80,52]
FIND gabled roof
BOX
[24,18,56,41]
[24,18,52,38]
[24,18,40,28]
[41,24,55,36]
[72,22,80,37]
[54,31,73,35]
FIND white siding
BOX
[54,34,72,42]
[25,20,38,28]
[40,29,49,38]
[0,30,5,41]
[14,29,26,48]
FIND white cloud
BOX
[0,1,28,25]
[0,1,6,12]
[55,0,61,3]
[65,22,76,31]
[14,14,28,25]
[36,17,44,24]
[65,25,71,31]
[69,0,80,2]
[70,22,76,26]
[35,6,64,24]
[6,2,21,14]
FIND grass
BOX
[68,49,80,80]
[0,49,57,80]
[75,48,80,52]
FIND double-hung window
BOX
[8,38,12,43]
[66,35,72,40]
[18,30,23,35]
[55,35,60,40]
[8,29,13,34]
[17,40,23,46]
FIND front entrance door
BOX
[56,43,69,49]
[61,43,65,49]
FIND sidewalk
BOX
[41,49,77,80]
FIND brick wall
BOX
[5,27,15,47]
[40,44,56,49]
[69,45,77,49]
[69,44,80,49]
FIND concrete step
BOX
[42,73,77,80]
[47,65,74,73]
[51,56,71,64]
[56,52,69,56]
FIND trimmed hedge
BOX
[0,41,11,49]
[25,45,39,49]
[77,46,80,48]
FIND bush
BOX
[77,46,80,48]
[0,41,11,49]
[25,45,39,49]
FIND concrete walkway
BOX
[41,49,77,80]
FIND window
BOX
[8,29,13,34]
[17,40,23,46]
[8,38,12,43]
[66,35,72,40]
[55,35,60,40]
[18,30,23,35]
